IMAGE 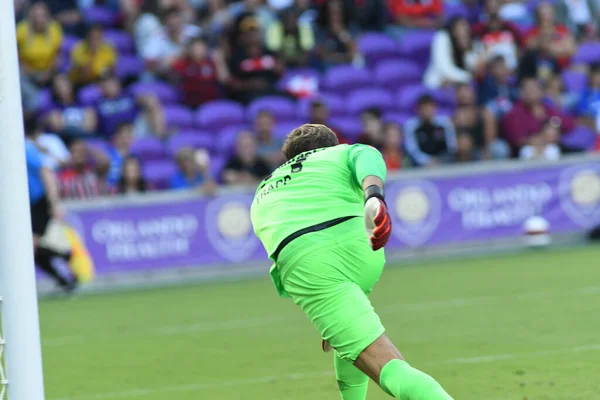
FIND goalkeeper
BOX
[250,124,453,400]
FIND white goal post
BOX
[0,0,46,399]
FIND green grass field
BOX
[39,246,600,400]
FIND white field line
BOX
[51,343,600,400]
[42,285,600,347]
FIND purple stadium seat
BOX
[561,126,596,150]
[210,155,227,182]
[85,138,109,153]
[323,65,371,93]
[399,30,436,61]
[273,121,305,139]
[58,53,71,73]
[77,84,102,106]
[168,130,214,155]
[397,84,428,111]
[116,55,145,79]
[444,2,469,20]
[143,159,178,190]
[104,29,135,54]
[129,82,180,104]
[562,70,588,93]
[84,6,117,26]
[131,137,166,161]
[216,124,249,154]
[573,42,600,65]
[374,59,422,88]
[346,88,395,114]
[383,112,412,126]
[358,33,400,64]
[247,96,297,121]
[196,100,245,129]
[61,35,80,53]
[328,117,363,140]
[432,87,456,107]
[37,89,53,113]
[164,105,194,129]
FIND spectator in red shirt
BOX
[501,77,575,154]
[172,37,229,108]
[382,122,403,170]
[387,0,443,29]
[309,100,350,144]
[472,0,523,71]
[59,139,114,200]
[524,2,577,70]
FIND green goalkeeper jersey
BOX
[250,144,387,259]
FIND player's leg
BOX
[334,350,369,400]
[354,334,453,399]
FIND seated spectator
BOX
[381,122,403,171]
[575,64,600,133]
[357,108,385,149]
[525,2,576,70]
[502,77,575,154]
[44,74,98,138]
[266,8,315,68]
[478,55,519,119]
[453,84,510,161]
[43,0,85,36]
[70,25,117,87]
[309,100,349,144]
[59,139,113,200]
[315,0,362,69]
[545,75,579,112]
[25,119,70,171]
[197,0,232,43]
[228,0,275,33]
[16,3,62,112]
[107,123,134,185]
[254,110,285,168]
[555,0,599,40]
[143,6,202,74]
[404,94,457,167]
[222,131,272,185]
[472,0,523,71]
[96,73,166,138]
[169,147,215,192]
[519,119,562,160]
[117,157,148,195]
[387,0,443,29]
[171,37,229,108]
[424,17,486,89]
[228,14,284,103]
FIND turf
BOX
[39,245,600,400]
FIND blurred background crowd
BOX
[16,0,600,199]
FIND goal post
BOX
[0,0,46,398]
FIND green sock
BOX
[334,351,369,400]
[379,359,453,400]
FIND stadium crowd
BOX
[17,0,600,199]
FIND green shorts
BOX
[271,217,386,361]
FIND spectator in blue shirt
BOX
[575,64,600,133]
[107,123,134,185]
[169,147,216,193]
[478,55,519,119]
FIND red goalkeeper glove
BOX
[364,186,392,251]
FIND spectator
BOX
[25,118,70,171]
[229,0,275,33]
[107,123,134,185]
[404,94,458,167]
[453,84,510,161]
[555,0,599,40]
[117,156,148,195]
[309,100,349,144]
[222,131,272,185]
[96,73,166,138]
[315,0,362,69]
[265,8,315,68]
[172,36,229,108]
[59,139,114,200]
[254,110,285,168]
[143,6,202,73]
[387,0,443,29]
[70,25,117,87]
[357,108,385,149]
[519,119,562,160]
[169,147,215,192]
[502,77,575,154]
[381,122,403,171]
[472,0,523,71]
[525,2,577,70]
[545,75,579,112]
[16,2,62,112]
[575,64,600,133]
[356,0,388,31]
[43,0,85,36]
[228,14,284,103]
[478,55,519,119]
[424,17,486,89]
[44,74,98,138]
[196,0,232,44]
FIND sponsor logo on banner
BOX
[559,163,600,227]
[205,195,261,262]
[387,180,442,247]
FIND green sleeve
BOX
[347,144,387,187]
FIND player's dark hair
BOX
[282,124,339,161]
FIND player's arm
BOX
[347,145,392,250]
